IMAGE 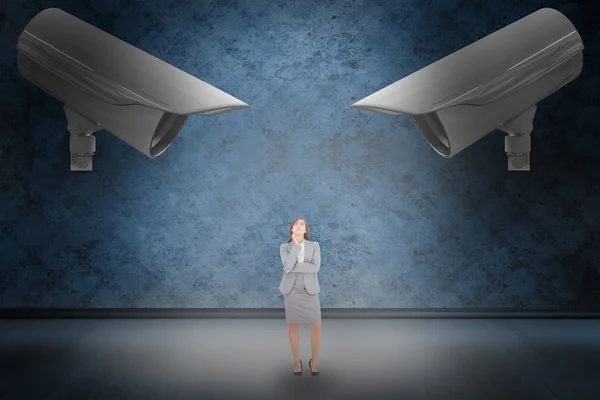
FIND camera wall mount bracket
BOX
[65,105,103,172]
[498,105,537,171]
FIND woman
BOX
[279,217,322,376]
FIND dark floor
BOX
[1,318,599,400]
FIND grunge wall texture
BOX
[1,0,599,308]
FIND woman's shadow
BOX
[269,363,340,400]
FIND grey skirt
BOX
[284,274,321,324]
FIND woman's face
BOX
[292,219,307,236]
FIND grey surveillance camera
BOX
[352,8,584,171]
[17,8,249,172]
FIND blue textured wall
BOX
[1,0,599,308]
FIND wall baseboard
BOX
[0,308,599,319]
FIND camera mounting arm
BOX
[498,105,537,171]
[64,105,103,171]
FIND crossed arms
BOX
[280,242,321,273]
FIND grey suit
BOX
[279,240,321,295]
[279,239,322,324]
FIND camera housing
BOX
[17,8,249,171]
[352,8,584,171]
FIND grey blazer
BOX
[278,240,321,295]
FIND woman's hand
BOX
[285,234,301,273]
[292,234,302,245]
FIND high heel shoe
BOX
[309,358,319,376]
[294,360,302,376]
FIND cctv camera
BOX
[17,8,249,171]
[352,8,584,171]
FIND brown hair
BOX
[287,217,310,243]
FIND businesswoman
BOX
[279,217,322,376]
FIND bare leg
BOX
[288,323,301,372]
[310,323,322,371]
